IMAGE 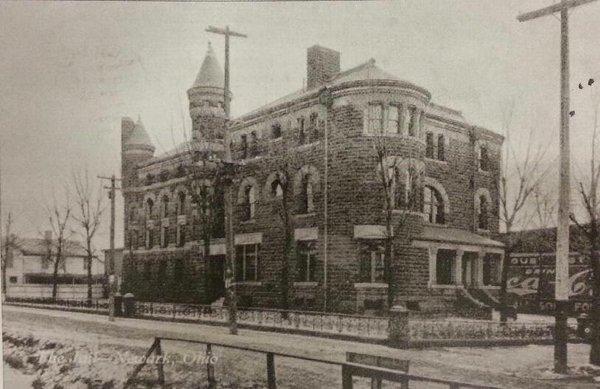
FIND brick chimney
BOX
[307,45,340,90]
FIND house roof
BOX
[12,238,89,257]
[234,58,431,123]
[418,225,505,248]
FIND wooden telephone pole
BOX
[517,0,598,374]
[206,25,247,335]
[99,174,121,322]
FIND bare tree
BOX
[497,102,549,322]
[372,135,421,309]
[72,169,105,304]
[571,92,600,365]
[43,192,72,301]
[1,211,19,296]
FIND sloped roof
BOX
[125,118,154,149]
[234,59,429,123]
[418,225,504,248]
[12,238,89,257]
[193,43,224,89]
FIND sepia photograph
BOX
[1,0,600,387]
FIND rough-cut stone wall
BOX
[120,91,502,313]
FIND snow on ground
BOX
[2,305,599,388]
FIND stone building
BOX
[120,43,505,314]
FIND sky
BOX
[1,0,600,249]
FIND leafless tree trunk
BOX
[44,193,72,301]
[497,102,549,322]
[372,136,420,309]
[72,169,105,305]
[1,212,19,296]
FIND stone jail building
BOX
[120,43,505,314]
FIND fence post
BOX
[388,305,410,349]
[266,352,276,389]
[206,343,216,388]
[155,339,166,388]
[341,364,353,389]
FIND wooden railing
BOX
[124,336,500,389]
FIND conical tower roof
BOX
[125,117,154,150]
[192,42,224,89]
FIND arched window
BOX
[146,198,154,217]
[161,195,169,218]
[424,186,445,224]
[177,192,186,215]
[271,179,283,199]
[478,194,489,229]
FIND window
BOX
[248,131,258,157]
[271,123,282,139]
[386,105,400,134]
[437,135,445,161]
[300,175,314,213]
[309,113,319,140]
[161,226,169,247]
[297,241,317,282]
[146,198,154,217]
[177,225,185,247]
[298,117,306,144]
[161,195,169,218]
[241,134,248,158]
[242,185,256,221]
[177,192,186,215]
[478,195,489,230]
[479,145,490,171]
[360,244,385,283]
[408,107,417,137]
[423,186,445,224]
[146,228,154,249]
[271,179,283,199]
[9,276,17,284]
[235,244,260,282]
[128,229,137,250]
[425,133,434,158]
[366,103,384,134]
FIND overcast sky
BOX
[1,0,600,249]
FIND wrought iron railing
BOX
[6,297,109,313]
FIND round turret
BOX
[187,43,229,140]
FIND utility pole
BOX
[99,174,121,322]
[517,0,598,374]
[206,25,247,335]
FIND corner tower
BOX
[121,117,155,190]
[187,43,228,141]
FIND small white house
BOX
[5,232,105,299]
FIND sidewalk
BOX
[2,305,594,388]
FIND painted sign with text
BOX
[507,253,592,315]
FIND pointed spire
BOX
[125,115,154,150]
[192,42,225,89]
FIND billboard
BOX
[507,253,593,314]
